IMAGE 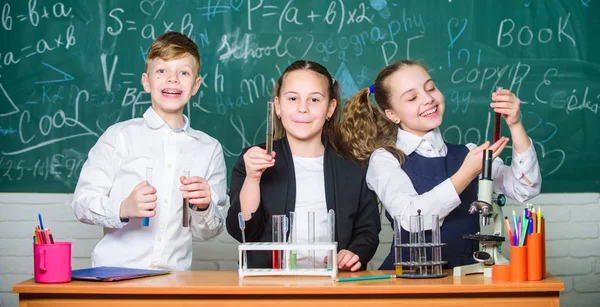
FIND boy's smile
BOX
[161,88,183,98]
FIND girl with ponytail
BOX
[339,60,541,270]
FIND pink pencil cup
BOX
[33,242,72,283]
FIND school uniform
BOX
[72,107,227,271]
[367,128,541,269]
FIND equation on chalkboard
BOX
[0,0,598,192]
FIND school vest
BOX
[379,143,479,270]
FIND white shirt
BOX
[72,107,227,271]
[366,128,541,232]
[292,155,329,269]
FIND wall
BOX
[1,192,599,307]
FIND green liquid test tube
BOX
[291,253,297,270]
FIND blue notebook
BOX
[71,266,170,281]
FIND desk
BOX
[13,270,564,306]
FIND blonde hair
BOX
[146,31,202,77]
[271,60,342,152]
[339,60,427,164]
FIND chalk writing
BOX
[0,0,596,193]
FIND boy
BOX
[72,32,226,271]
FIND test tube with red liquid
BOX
[272,215,285,269]
[494,86,503,143]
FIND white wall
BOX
[1,193,599,307]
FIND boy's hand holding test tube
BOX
[119,170,157,223]
[180,174,212,210]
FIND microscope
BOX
[453,149,509,277]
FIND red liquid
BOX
[272,250,281,269]
[493,112,501,142]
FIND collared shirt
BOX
[72,107,227,271]
[366,128,541,231]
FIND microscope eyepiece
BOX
[481,149,493,180]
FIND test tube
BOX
[142,167,153,227]
[493,86,503,143]
[238,212,248,270]
[182,170,190,228]
[409,210,426,275]
[393,216,403,277]
[281,216,289,269]
[409,215,417,266]
[327,209,335,242]
[266,101,274,154]
[308,211,315,269]
[327,209,335,271]
[431,214,442,275]
[272,215,285,269]
[417,211,426,275]
[289,212,297,270]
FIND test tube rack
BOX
[238,242,338,278]
[393,212,447,279]
[394,242,447,279]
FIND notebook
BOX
[71,266,170,281]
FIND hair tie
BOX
[368,84,375,94]
[332,78,337,85]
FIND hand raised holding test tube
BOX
[237,101,277,221]
[491,86,523,128]
[119,167,157,225]
[242,101,276,179]
[491,86,534,181]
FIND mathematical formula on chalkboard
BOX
[0,0,598,192]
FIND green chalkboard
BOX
[0,0,598,193]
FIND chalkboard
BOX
[0,0,598,193]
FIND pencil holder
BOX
[510,245,527,282]
[527,233,543,281]
[33,242,71,283]
[491,264,511,282]
[541,218,546,278]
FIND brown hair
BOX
[338,60,426,164]
[146,32,202,77]
[271,60,342,151]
